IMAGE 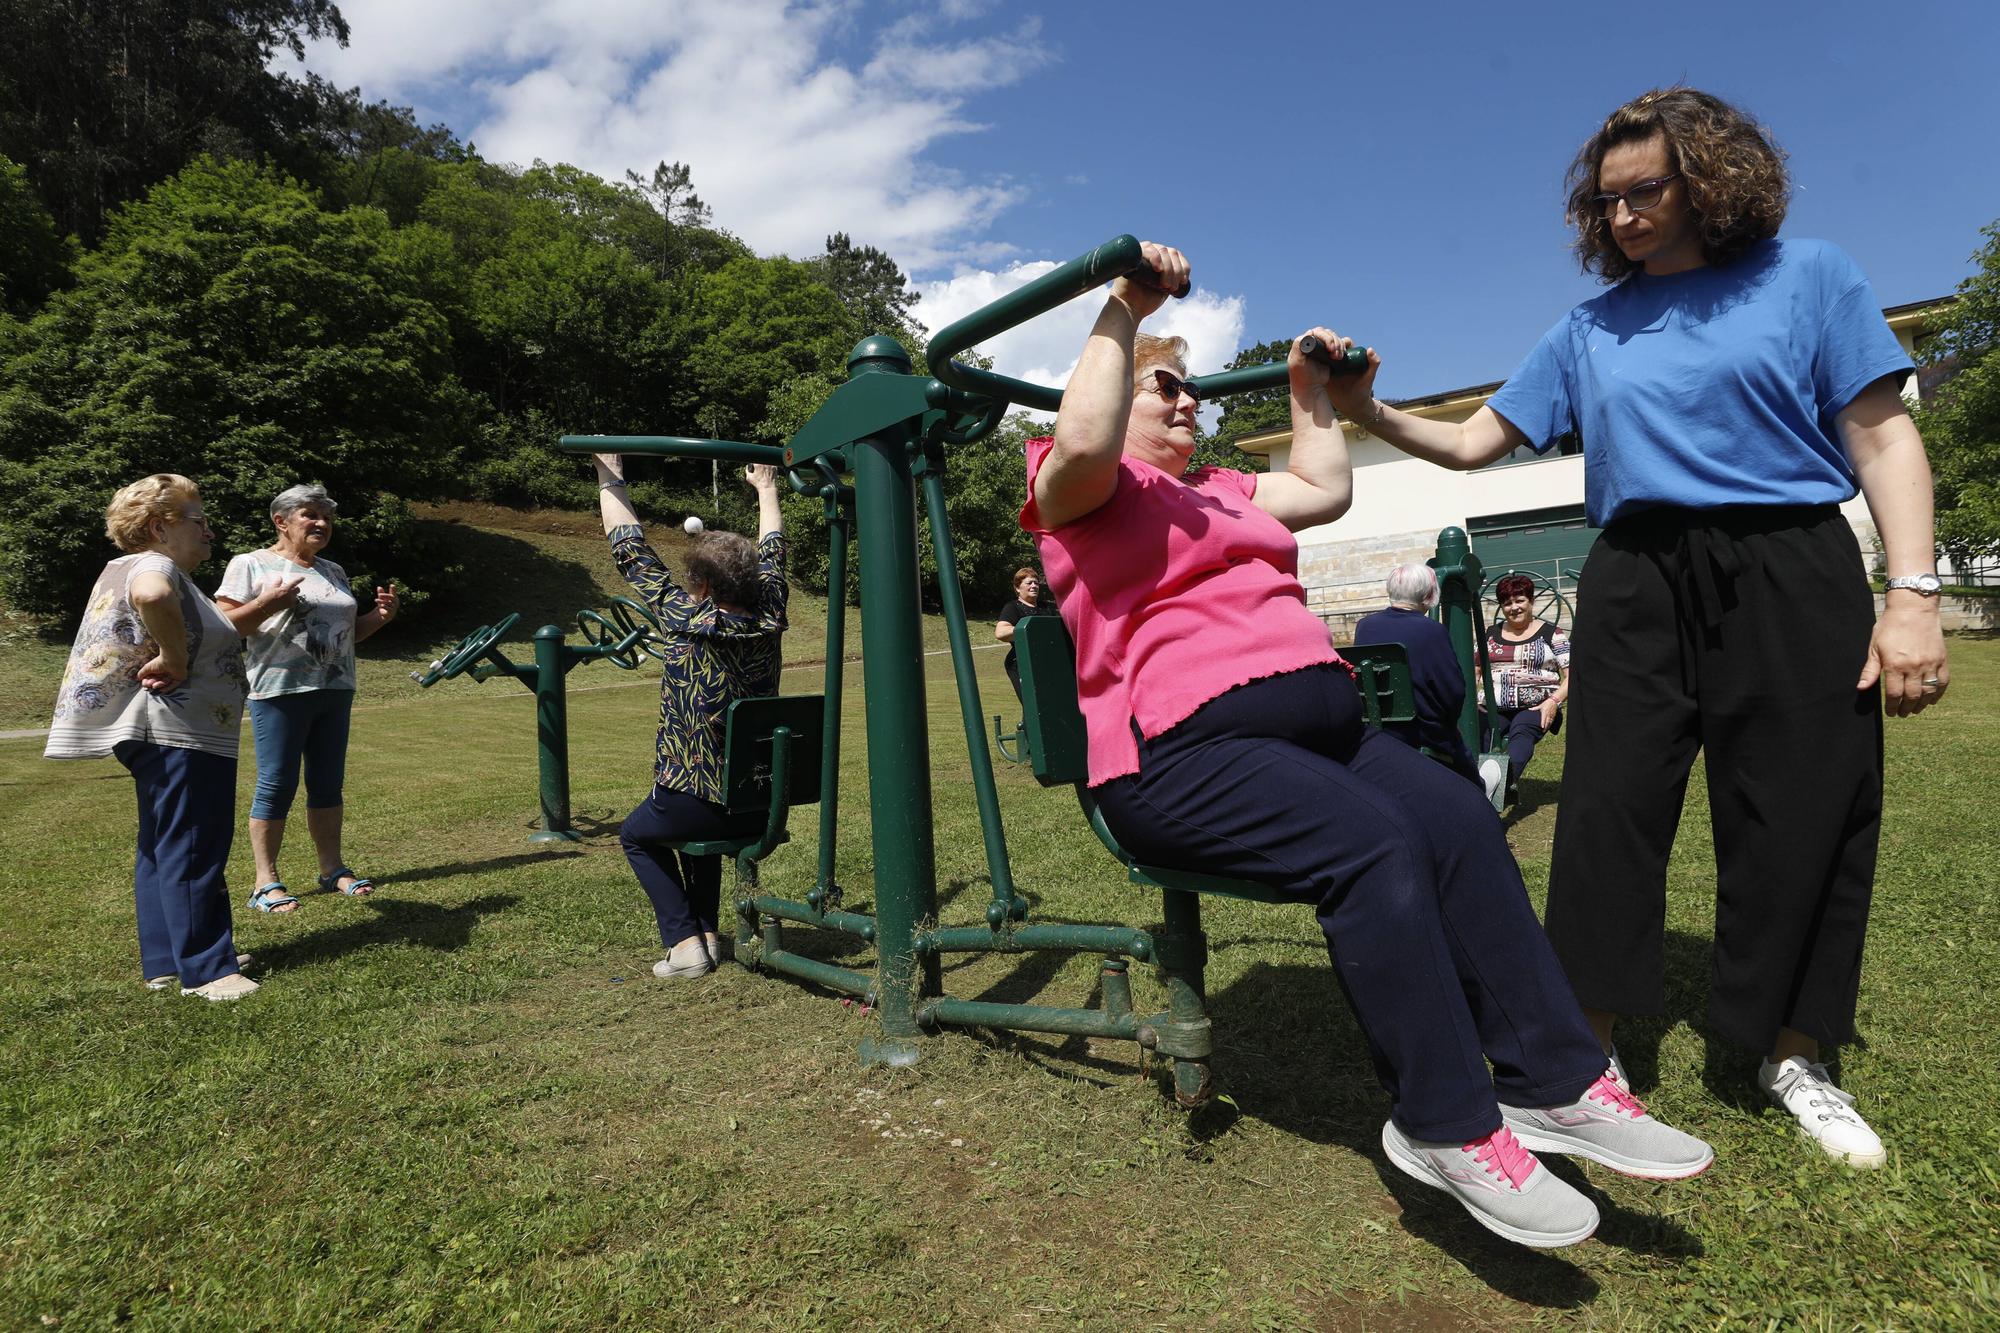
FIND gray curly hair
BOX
[1385,562,1439,611]
[271,483,338,519]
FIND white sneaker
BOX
[653,937,714,980]
[1758,1056,1886,1168]
[703,932,731,964]
[148,953,255,990]
[1478,757,1506,807]
[182,973,260,1001]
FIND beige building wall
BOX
[1247,302,1940,635]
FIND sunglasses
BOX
[1590,173,1681,219]
[1140,368,1201,404]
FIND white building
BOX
[1240,299,1948,641]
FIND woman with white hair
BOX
[1352,562,1478,783]
[215,483,399,912]
[46,475,269,998]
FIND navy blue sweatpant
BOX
[620,785,758,948]
[116,740,240,987]
[1094,665,1604,1142]
[1492,703,1560,787]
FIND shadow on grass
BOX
[384,850,584,886]
[358,518,611,656]
[1503,775,1560,826]
[256,893,520,970]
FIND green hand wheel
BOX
[576,607,643,670]
[414,612,521,687]
[607,596,667,663]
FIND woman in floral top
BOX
[592,453,787,979]
[1480,573,1572,803]
[45,475,296,1001]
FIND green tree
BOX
[1196,337,1290,472]
[0,156,466,623]
[810,232,922,348]
[1915,221,2000,571]
[669,256,852,445]
[0,155,75,316]
[0,0,353,241]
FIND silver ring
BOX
[1921,677,1943,687]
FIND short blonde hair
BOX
[104,474,201,553]
[1132,333,1189,388]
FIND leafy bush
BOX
[0,157,467,626]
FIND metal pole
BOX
[815,489,850,902]
[1431,527,1485,759]
[529,625,582,843]
[917,458,1023,925]
[846,336,938,1067]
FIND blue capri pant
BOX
[248,689,354,821]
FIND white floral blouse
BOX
[44,553,248,761]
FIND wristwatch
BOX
[1884,573,1943,596]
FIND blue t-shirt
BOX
[1487,238,1912,527]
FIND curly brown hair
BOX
[685,532,763,611]
[1565,86,1790,283]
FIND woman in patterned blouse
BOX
[592,453,788,979]
[1479,573,1571,804]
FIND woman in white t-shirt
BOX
[216,484,398,913]
[46,475,297,1000]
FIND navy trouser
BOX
[1095,665,1604,1142]
[1491,703,1561,786]
[1546,505,1881,1050]
[620,785,758,948]
[248,688,353,820]
[116,740,240,987]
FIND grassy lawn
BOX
[3,507,1997,1329]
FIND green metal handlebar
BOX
[927,234,1168,413]
[925,233,1367,414]
[557,434,786,466]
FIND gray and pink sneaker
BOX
[1380,1120,1599,1249]
[1501,1074,1714,1180]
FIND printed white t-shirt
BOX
[45,553,249,760]
[215,549,359,698]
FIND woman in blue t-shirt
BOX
[1312,87,1948,1171]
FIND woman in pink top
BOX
[1023,242,1712,1249]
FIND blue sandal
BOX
[318,867,375,896]
[250,883,299,913]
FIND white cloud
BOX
[915,262,1246,425]
[296,0,1052,267]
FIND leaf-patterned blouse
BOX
[611,523,788,803]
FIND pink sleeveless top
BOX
[1021,437,1343,786]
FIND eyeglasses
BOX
[1590,173,1681,219]
[1140,368,1201,404]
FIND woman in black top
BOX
[993,566,1054,702]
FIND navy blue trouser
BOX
[620,785,758,948]
[248,688,354,820]
[1095,665,1604,1142]
[1492,703,1560,786]
[116,740,240,987]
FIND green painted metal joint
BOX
[1136,1015,1213,1061]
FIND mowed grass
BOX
[2,507,1997,1330]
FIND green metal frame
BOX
[415,608,653,841]
[551,233,1397,1101]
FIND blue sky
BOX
[300,0,2000,400]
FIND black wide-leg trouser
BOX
[1545,504,1883,1052]
[1096,665,1605,1143]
